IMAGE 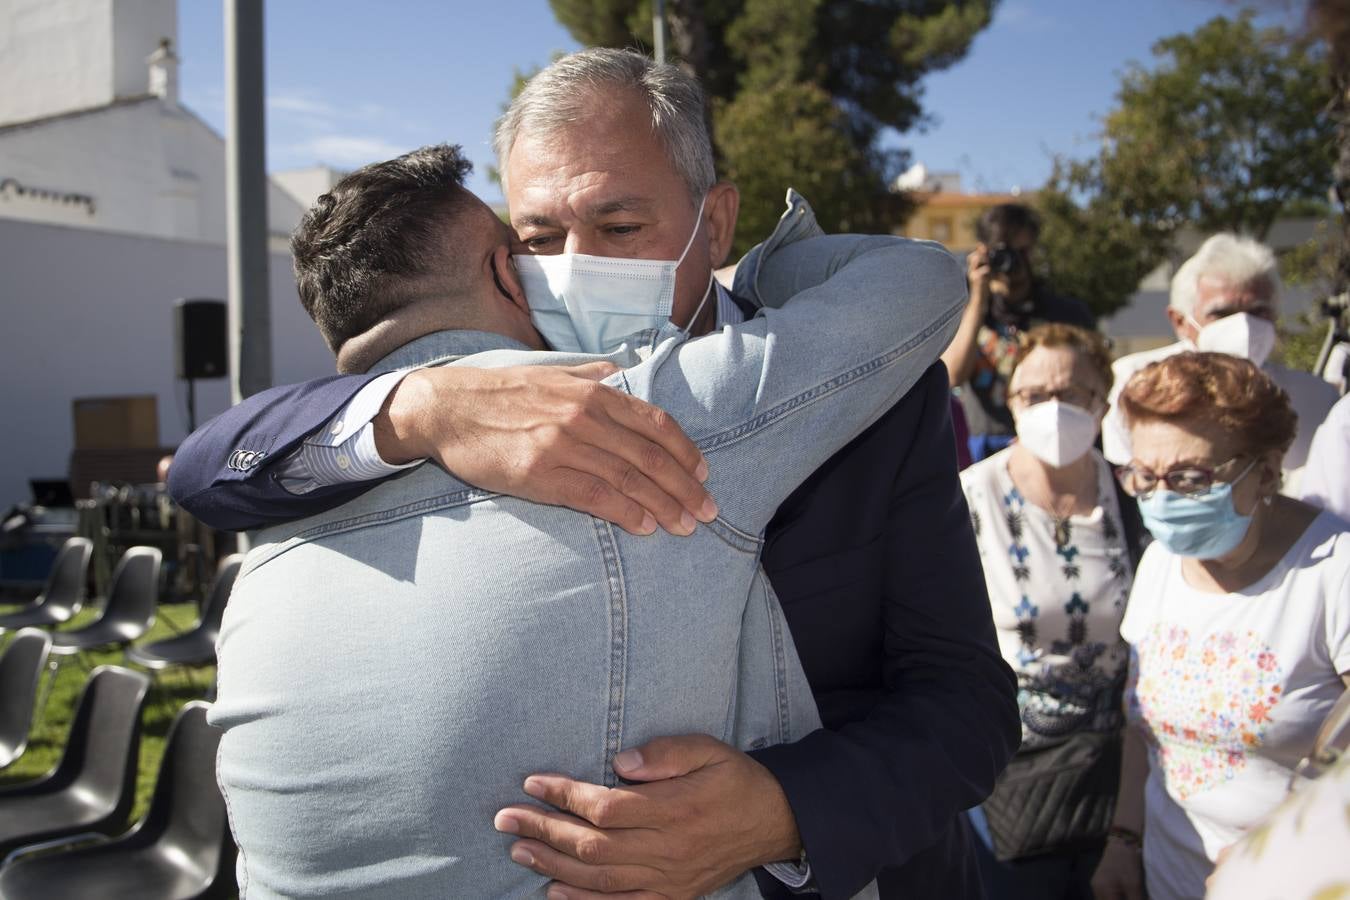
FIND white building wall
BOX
[110,0,175,101]
[0,0,115,125]
[0,101,307,244]
[272,166,346,211]
[0,0,174,128]
[0,217,335,509]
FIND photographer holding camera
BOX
[941,203,1095,462]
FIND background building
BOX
[0,0,341,511]
[893,165,1021,255]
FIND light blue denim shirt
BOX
[210,193,966,899]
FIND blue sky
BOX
[177,1,1297,205]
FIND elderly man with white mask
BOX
[1102,234,1337,492]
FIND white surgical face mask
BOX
[1014,400,1099,468]
[513,195,713,354]
[1189,312,1277,366]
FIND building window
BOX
[930,217,953,243]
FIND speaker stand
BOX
[186,377,197,434]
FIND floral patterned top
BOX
[1120,512,1350,900]
[960,447,1132,749]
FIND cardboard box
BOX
[72,396,159,450]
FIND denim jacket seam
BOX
[241,487,498,574]
[693,302,957,459]
[760,574,791,743]
[702,517,763,552]
[593,518,629,787]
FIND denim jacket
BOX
[210,194,967,899]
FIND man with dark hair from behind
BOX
[291,147,490,357]
[205,140,973,897]
[940,202,1096,462]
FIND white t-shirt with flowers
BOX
[1120,511,1350,900]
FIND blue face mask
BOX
[1137,459,1259,559]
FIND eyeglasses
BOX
[1115,455,1256,500]
[1008,387,1101,410]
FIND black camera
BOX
[987,243,1021,275]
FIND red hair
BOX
[1118,352,1296,457]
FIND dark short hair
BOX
[291,144,476,352]
[976,203,1042,245]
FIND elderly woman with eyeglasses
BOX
[1092,352,1350,900]
[960,324,1148,899]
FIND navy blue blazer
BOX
[170,360,1018,900]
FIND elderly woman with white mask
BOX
[1092,353,1350,900]
[961,324,1148,899]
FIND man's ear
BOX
[491,244,529,313]
[1165,307,1194,343]
[705,181,740,268]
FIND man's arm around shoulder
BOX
[169,374,381,531]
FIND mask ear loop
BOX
[673,192,714,335]
[674,193,710,267]
[678,270,716,336]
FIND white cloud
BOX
[296,135,408,166]
[267,92,337,118]
[265,88,404,167]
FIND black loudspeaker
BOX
[173,299,227,380]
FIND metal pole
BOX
[225,0,272,403]
[652,0,666,64]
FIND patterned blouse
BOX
[960,447,1133,747]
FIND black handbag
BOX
[980,727,1123,862]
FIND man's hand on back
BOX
[372,363,718,536]
[493,734,802,899]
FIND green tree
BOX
[1036,13,1335,319]
[543,0,997,253]
[1035,159,1173,322]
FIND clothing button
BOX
[337,454,350,470]
[331,420,344,436]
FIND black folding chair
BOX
[0,666,149,859]
[0,631,52,771]
[48,547,160,672]
[126,555,240,697]
[0,701,236,900]
[0,538,91,633]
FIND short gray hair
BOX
[493,48,716,204]
[1169,233,1281,316]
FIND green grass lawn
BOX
[0,599,215,822]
